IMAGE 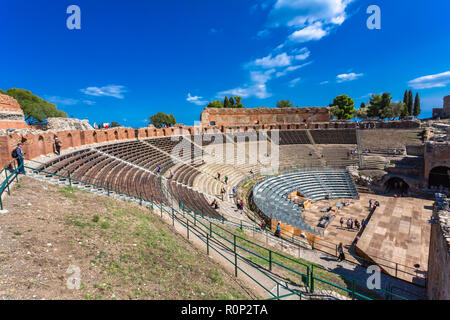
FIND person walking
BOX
[224,176,228,185]
[337,243,345,262]
[54,136,62,155]
[12,143,25,174]
[275,223,281,238]
[340,217,344,228]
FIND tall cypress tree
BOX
[413,93,421,117]
[407,90,413,116]
[403,90,408,106]
[224,96,230,108]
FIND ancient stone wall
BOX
[201,107,330,126]
[444,95,450,118]
[427,203,450,300]
[424,141,450,183]
[46,118,93,131]
[0,93,29,129]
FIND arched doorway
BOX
[385,177,409,195]
[38,136,46,155]
[429,166,450,189]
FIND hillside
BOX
[0,176,252,300]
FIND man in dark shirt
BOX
[13,143,26,174]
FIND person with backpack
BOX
[54,136,62,155]
[12,143,25,174]
[337,243,345,262]
[275,223,281,238]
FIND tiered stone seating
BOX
[253,170,359,234]
[310,129,357,144]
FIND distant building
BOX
[432,95,450,119]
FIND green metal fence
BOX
[6,165,412,300]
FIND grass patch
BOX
[58,187,78,200]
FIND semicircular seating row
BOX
[252,170,359,235]
[35,130,357,220]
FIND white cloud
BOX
[336,72,363,83]
[81,85,127,99]
[252,52,293,69]
[408,71,450,89]
[269,0,353,27]
[45,96,79,106]
[187,93,208,106]
[82,100,96,105]
[289,77,302,87]
[256,29,271,38]
[45,96,97,106]
[293,47,311,60]
[276,61,312,77]
[218,69,275,99]
[320,80,329,85]
[288,22,328,43]
[267,0,353,44]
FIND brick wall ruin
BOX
[427,201,450,300]
[200,107,330,126]
[0,93,29,129]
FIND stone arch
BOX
[114,131,119,140]
[93,131,98,143]
[67,133,74,148]
[429,166,450,189]
[385,177,409,195]
[124,130,129,139]
[38,135,46,155]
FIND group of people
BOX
[369,199,380,210]
[339,217,361,231]
[216,172,229,185]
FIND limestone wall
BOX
[0,93,29,129]
[424,142,450,181]
[46,118,93,131]
[427,203,450,300]
[201,107,330,126]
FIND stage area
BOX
[303,193,433,285]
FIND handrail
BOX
[21,165,411,300]
[0,162,21,210]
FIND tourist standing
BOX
[12,143,25,174]
[337,243,345,262]
[54,136,62,155]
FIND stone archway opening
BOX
[385,177,409,195]
[429,166,450,190]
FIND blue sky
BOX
[1,0,449,127]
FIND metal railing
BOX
[6,165,413,300]
[0,160,21,210]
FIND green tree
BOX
[1,88,68,124]
[368,93,392,119]
[229,97,235,107]
[276,99,294,108]
[329,95,355,120]
[413,92,421,117]
[407,90,413,116]
[223,96,231,108]
[233,96,245,108]
[207,100,224,108]
[149,112,176,128]
[111,121,121,128]
[403,90,409,107]
[355,106,369,120]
